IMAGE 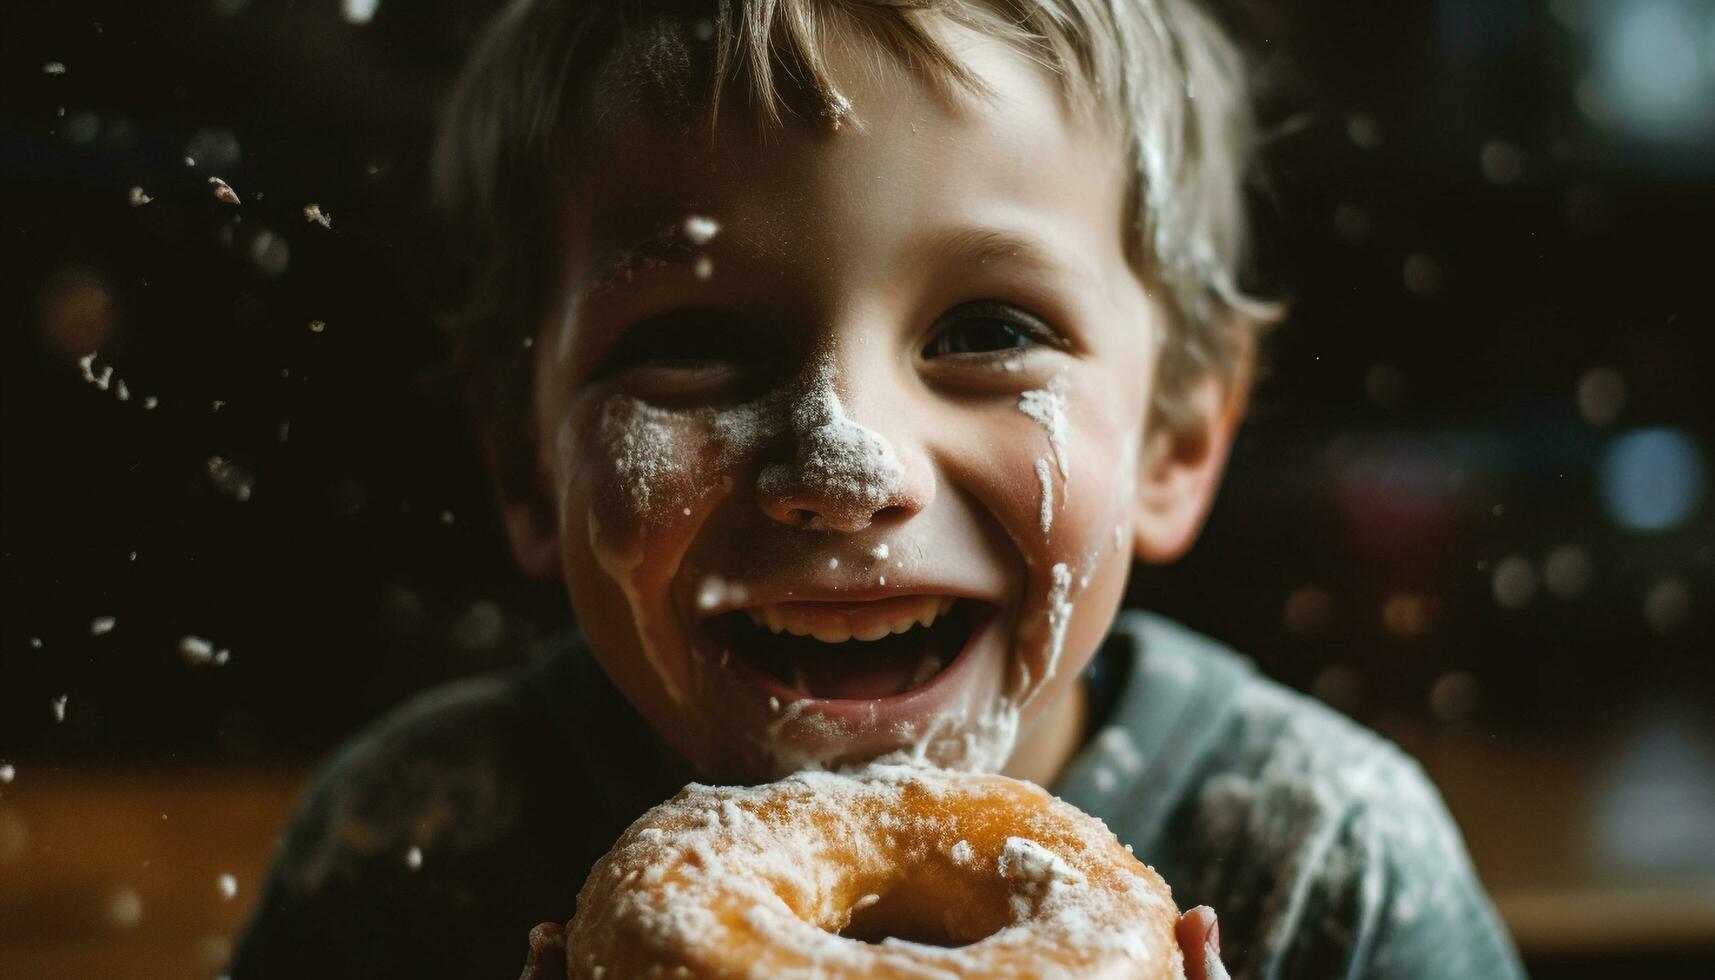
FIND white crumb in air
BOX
[278,421,290,443]
[183,155,195,167]
[871,543,889,560]
[682,507,692,516]
[180,635,215,665]
[213,649,230,666]
[829,557,839,570]
[341,0,379,25]
[439,510,455,525]
[206,456,253,502]
[90,616,117,636]
[303,203,332,229]
[115,380,129,401]
[405,846,423,870]
[208,177,240,205]
[768,696,781,714]
[522,335,534,349]
[0,764,14,783]
[878,575,886,585]
[142,396,158,410]
[682,215,719,245]
[129,186,152,207]
[308,320,325,333]
[218,873,237,900]
[51,695,68,723]
[693,255,713,280]
[29,637,42,649]
[43,61,67,76]
[129,551,137,561]
[212,399,226,412]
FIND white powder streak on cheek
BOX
[1035,457,1054,533]
[1021,563,1076,710]
[1019,377,1071,526]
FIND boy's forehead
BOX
[564,23,1127,297]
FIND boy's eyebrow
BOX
[584,224,1065,294]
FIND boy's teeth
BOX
[741,596,954,641]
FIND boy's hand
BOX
[516,922,567,980]
[520,908,1229,978]
[1179,905,1231,980]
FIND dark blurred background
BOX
[2,0,1712,976]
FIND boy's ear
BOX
[479,419,563,581]
[1132,341,1253,565]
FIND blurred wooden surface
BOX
[1,740,1712,977]
[0,765,306,980]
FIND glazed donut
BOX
[565,766,1184,979]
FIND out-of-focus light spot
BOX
[1479,140,1525,183]
[0,763,14,783]
[0,807,29,865]
[1311,665,1362,714]
[379,583,426,634]
[185,128,242,171]
[1576,366,1628,426]
[1283,586,1334,638]
[1365,364,1406,410]
[1599,427,1706,532]
[107,887,144,929]
[405,845,424,870]
[1403,253,1444,297]
[198,935,232,973]
[1382,592,1440,637]
[1587,0,1713,141]
[249,229,290,278]
[1492,555,1538,609]
[1429,671,1480,722]
[63,110,100,144]
[1333,203,1371,242]
[1592,710,1715,873]
[217,873,237,900]
[342,0,380,25]
[36,265,118,355]
[1644,576,1693,635]
[1544,544,1596,599]
[450,600,505,654]
[1347,112,1382,149]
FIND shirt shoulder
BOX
[233,635,662,978]
[1066,614,1525,980]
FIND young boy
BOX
[234,1,1525,977]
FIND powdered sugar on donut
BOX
[566,768,1183,979]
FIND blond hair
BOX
[434,0,1274,457]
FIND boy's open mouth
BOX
[705,596,984,701]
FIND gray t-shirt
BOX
[232,612,1525,979]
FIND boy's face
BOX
[509,27,1239,781]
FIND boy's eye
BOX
[600,309,755,374]
[922,303,1059,360]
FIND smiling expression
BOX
[521,26,1189,782]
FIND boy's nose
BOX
[754,368,934,532]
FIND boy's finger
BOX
[517,921,567,980]
[1177,905,1230,980]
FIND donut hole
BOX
[835,864,1015,948]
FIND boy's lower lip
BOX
[709,605,1000,725]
